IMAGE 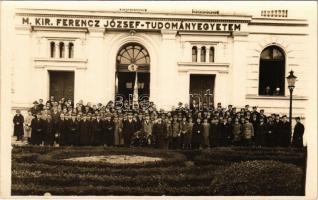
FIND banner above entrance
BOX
[17,15,244,32]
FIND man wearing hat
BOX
[152,116,167,149]
[242,117,254,147]
[67,113,80,146]
[280,115,291,147]
[170,115,180,149]
[79,114,90,146]
[104,113,115,147]
[13,109,24,141]
[292,117,305,147]
[30,101,40,116]
[142,114,153,146]
[91,114,104,146]
[122,112,136,147]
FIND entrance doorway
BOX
[189,74,215,108]
[49,71,74,101]
[116,72,150,100]
[115,43,150,102]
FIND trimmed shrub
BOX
[210,160,304,195]
[195,147,306,166]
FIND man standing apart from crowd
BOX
[13,109,24,141]
[292,117,305,148]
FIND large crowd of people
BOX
[13,96,305,149]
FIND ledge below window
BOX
[246,94,308,100]
[178,62,229,73]
[34,58,88,69]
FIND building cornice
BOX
[15,10,252,24]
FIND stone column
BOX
[231,32,249,106]
[65,42,69,59]
[206,45,210,63]
[197,45,201,63]
[55,42,59,58]
[157,30,178,109]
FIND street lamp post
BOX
[286,70,297,141]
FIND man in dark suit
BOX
[104,113,115,147]
[57,113,68,146]
[280,115,291,147]
[91,114,104,146]
[31,112,46,145]
[292,117,305,148]
[67,113,80,146]
[123,113,136,147]
[153,116,167,149]
[273,115,282,147]
[79,114,91,146]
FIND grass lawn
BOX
[12,145,307,196]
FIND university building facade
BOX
[11,7,310,119]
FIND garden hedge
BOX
[210,160,304,195]
[12,145,306,196]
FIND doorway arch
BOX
[115,43,150,102]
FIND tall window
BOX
[68,42,74,58]
[209,47,215,62]
[59,42,65,58]
[259,45,285,96]
[200,46,206,62]
[50,42,55,58]
[192,46,197,62]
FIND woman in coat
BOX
[24,110,34,143]
[13,110,24,141]
[192,118,203,149]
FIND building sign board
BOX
[17,16,243,32]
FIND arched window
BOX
[209,47,215,62]
[192,46,197,62]
[50,42,55,58]
[259,45,285,96]
[116,43,150,72]
[68,42,74,58]
[59,42,65,58]
[201,46,206,62]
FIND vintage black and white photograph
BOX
[0,1,317,199]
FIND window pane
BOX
[201,47,206,62]
[192,47,197,62]
[259,45,285,96]
[117,43,150,65]
[209,47,214,62]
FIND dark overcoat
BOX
[31,118,46,145]
[13,114,24,137]
[292,122,304,147]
